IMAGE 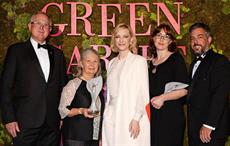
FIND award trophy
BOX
[89,84,100,116]
[87,76,103,117]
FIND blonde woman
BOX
[102,23,150,146]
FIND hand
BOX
[200,126,212,143]
[99,139,102,146]
[151,95,165,109]
[69,108,82,117]
[129,119,140,139]
[5,122,20,138]
[81,108,94,118]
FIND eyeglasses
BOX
[155,34,171,41]
[31,21,51,29]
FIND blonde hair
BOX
[76,48,101,77]
[110,23,137,52]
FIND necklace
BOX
[152,65,157,74]
[151,53,172,74]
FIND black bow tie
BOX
[195,56,203,62]
[38,44,48,50]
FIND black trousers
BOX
[13,121,60,146]
[189,137,226,146]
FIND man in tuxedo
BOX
[187,22,230,146]
[0,12,67,146]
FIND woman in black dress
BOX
[58,48,105,146]
[149,23,189,146]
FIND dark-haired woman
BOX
[149,23,189,146]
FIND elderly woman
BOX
[149,23,188,146]
[102,23,150,146]
[59,48,105,146]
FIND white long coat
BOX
[102,52,150,146]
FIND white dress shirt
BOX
[30,38,50,82]
[192,55,204,78]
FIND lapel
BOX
[108,51,136,94]
[26,40,46,82]
[26,40,55,83]
[46,44,54,83]
[189,59,196,81]
[188,59,196,98]
[119,52,135,89]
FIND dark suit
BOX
[0,39,67,146]
[188,49,230,146]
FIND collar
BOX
[30,37,46,49]
[195,49,208,60]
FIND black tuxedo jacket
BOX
[0,40,67,129]
[187,49,230,139]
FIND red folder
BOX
[145,103,150,121]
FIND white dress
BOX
[102,52,150,146]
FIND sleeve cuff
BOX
[59,108,70,119]
[203,124,216,130]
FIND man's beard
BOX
[194,49,206,56]
[192,44,206,56]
